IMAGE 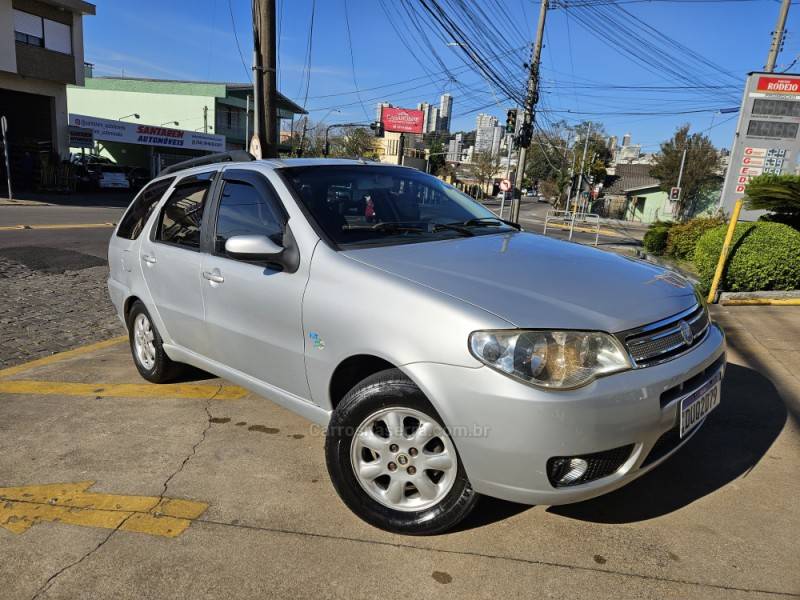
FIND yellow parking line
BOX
[0,222,116,231]
[0,336,128,379]
[543,221,623,237]
[0,481,208,538]
[0,379,248,401]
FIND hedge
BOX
[643,221,673,255]
[665,216,726,261]
[694,221,800,293]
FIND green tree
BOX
[650,124,720,219]
[427,138,447,176]
[469,151,501,198]
[744,173,800,228]
[330,127,377,159]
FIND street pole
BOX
[203,105,208,134]
[500,134,513,218]
[765,0,791,72]
[245,95,250,150]
[674,145,687,218]
[510,0,549,224]
[1,115,11,201]
[250,0,264,158]
[573,123,591,216]
[258,0,278,158]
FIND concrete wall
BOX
[628,189,670,223]
[0,0,17,74]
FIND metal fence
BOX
[543,209,601,246]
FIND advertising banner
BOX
[69,114,226,152]
[380,107,424,134]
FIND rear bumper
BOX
[402,323,726,505]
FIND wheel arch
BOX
[329,354,400,410]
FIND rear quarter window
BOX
[116,177,175,240]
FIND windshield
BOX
[281,165,515,247]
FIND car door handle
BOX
[202,270,224,284]
[142,254,157,264]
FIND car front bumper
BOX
[402,322,726,506]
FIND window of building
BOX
[156,172,215,249]
[13,10,72,55]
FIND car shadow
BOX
[547,362,786,524]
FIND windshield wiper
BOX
[345,222,426,234]
[455,217,522,231]
[431,223,475,237]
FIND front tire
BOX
[325,368,479,535]
[126,301,183,383]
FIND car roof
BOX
[148,157,413,185]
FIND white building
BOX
[474,113,498,153]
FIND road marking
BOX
[0,481,207,538]
[537,221,623,237]
[0,379,248,400]
[0,336,128,379]
[0,222,116,231]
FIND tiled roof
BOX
[604,164,660,195]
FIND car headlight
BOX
[469,330,631,389]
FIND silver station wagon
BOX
[108,153,726,535]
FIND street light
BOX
[160,121,179,127]
[195,126,213,132]
[118,113,140,121]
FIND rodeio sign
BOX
[756,77,800,94]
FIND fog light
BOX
[558,458,588,484]
[546,444,634,488]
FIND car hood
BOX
[342,232,698,333]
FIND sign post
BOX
[1,116,11,201]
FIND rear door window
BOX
[116,177,175,240]
[155,171,215,249]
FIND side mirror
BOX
[225,235,283,260]
[224,231,300,274]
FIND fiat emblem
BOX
[679,320,693,345]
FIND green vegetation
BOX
[642,221,673,255]
[665,216,726,260]
[693,222,800,293]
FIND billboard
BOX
[381,107,424,134]
[69,114,226,152]
[719,72,800,220]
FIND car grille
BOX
[619,304,710,368]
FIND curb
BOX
[719,291,800,306]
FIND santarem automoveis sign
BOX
[69,114,226,152]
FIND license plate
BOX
[679,371,722,438]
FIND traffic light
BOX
[515,121,532,148]
[370,121,384,137]
[505,108,517,134]
[669,186,681,201]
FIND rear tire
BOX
[126,300,183,383]
[325,368,479,535]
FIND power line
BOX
[342,0,371,120]
[227,0,252,82]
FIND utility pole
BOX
[245,95,251,150]
[765,0,791,72]
[674,145,687,217]
[252,0,278,158]
[510,0,549,223]
[573,123,591,215]
[203,105,208,134]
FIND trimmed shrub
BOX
[665,216,726,261]
[694,221,800,293]
[643,221,673,256]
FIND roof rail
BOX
[160,150,255,175]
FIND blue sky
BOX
[84,0,799,151]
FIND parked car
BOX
[72,156,130,190]
[108,154,726,535]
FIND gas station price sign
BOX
[720,72,800,219]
